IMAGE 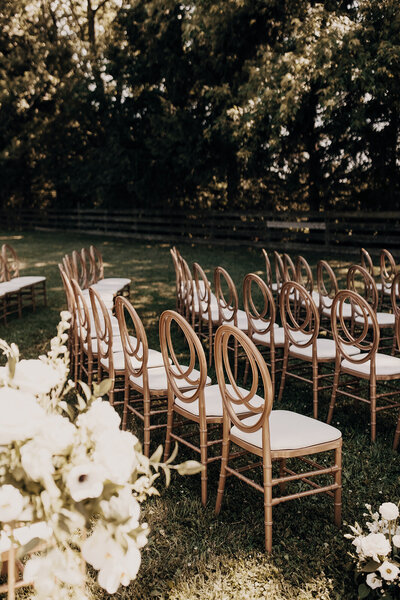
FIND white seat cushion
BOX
[0,281,23,296]
[341,352,400,377]
[271,282,279,291]
[83,288,115,302]
[101,347,165,371]
[354,312,395,328]
[175,384,263,417]
[322,301,353,318]
[231,410,341,451]
[98,277,131,289]
[84,334,136,355]
[201,306,220,323]
[222,309,248,331]
[289,338,360,360]
[253,327,309,347]
[10,276,46,287]
[129,367,211,392]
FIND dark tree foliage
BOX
[0,0,399,212]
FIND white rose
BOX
[37,414,75,454]
[92,430,138,484]
[20,440,54,482]
[366,573,382,589]
[393,534,400,547]
[379,502,399,521]
[6,359,64,395]
[0,485,24,523]
[77,398,121,436]
[360,533,391,561]
[0,388,45,444]
[66,463,104,502]
[378,561,400,582]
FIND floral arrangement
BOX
[0,312,201,599]
[346,502,400,599]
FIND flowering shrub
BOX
[346,502,400,599]
[0,312,201,599]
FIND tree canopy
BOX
[1,0,399,212]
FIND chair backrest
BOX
[193,262,213,318]
[360,248,374,276]
[296,255,314,293]
[346,264,378,312]
[70,279,92,347]
[170,247,184,313]
[331,289,379,364]
[273,251,285,290]
[317,260,339,313]
[72,249,88,289]
[380,249,397,295]
[214,324,272,447]
[89,245,104,283]
[243,273,276,340]
[0,253,8,283]
[279,281,319,349]
[1,244,19,280]
[214,266,239,326]
[391,273,400,351]
[62,254,74,280]
[179,254,196,326]
[58,264,76,315]
[283,253,296,283]
[115,296,149,382]
[262,249,274,290]
[159,309,208,408]
[82,248,94,286]
[89,287,116,376]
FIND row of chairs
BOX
[0,244,46,324]
[172,248,400,445]
[59,254,342,552]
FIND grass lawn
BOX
[3,230,399,600]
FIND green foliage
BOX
[1,0,400,211]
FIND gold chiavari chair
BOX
[214,324,342,552]
[379,249,397,310]
[71,279,97,387]
[89,245,131,296]
[328,289,400,441]
[283,253,296,283]
[193,262,219,367]
[317,260,341,334]
[58,265,79,381]
[360,247,374,277]
[262,249,279,296]
[273,251,285,293]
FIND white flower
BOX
[0,485,24,522]
[360,533,391,561]
[393,534,400,547]
[21,440,54,482]
[100,488,140,529]
[378,561,400,581]
[379,502,399,521]
[5,359,64,395]
[366,573,382,589]
[25,547,83,596]
[66,463,104,502]
[37,414,75,454]
[0,387,46,444]
[92,430,138,484]
[76,398,121,436]
[82,524,141,594]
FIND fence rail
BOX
[1,208,398,253]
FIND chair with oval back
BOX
[360,248,374,277]
[71,279,96,387]
[262,249,279,296]
[379,249,397,310]
[89,245,131,296]
[214,323,342,552]
[317,260,341,333]
[278,280,354,419]
[273,251,285,294]
[170,247,184,314]
[193,262,219,367]
[2,244,47,313]
[58,265,79,382]
[328,289,400,441]
[283,253,296,283]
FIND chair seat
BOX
[271,282,279,292]
[301,291,320,308]
[222,309,248,331]
[253,327,308,348]
[322,301,353,318]
[98,277,131,289]
[231,410,341,451]
[175,384,263,417]
[84,335,136,355]
[341,352,400,377]
[129,367,211,392]
[201,306,220,324]
[83,288,115,302]
[101,347,165,371]
[289,338,360,360]
[10,276,46,287]
[0,281,23,296]
[354,312,395,328]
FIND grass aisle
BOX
[3,230,399,600]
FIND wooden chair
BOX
[115,296,175,456]
[273,251,285,293]
[214,323,342,552]
[58,264,79,381]
[360,247,374,277]
[379,249,397,309]
[1,244,47,313]
[317,260,340,333]
[283,253,296,283]
[0,254,22,324]
[278,281,350,419]
[72,249,88,289]
[328,289,400,441]
[89,245,131,296]
[170,247,184,314]
[193,261,219,367]
[262,249,279,295]
[243,273,282,394]
[71,279,97,387]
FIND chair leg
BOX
[243,357,249,386]
[43,281,48,307]
[327,367,340,424]
[122,378,129,430]
[263,460,273,553]
[200,423,208,506]
[277,349,288,403]
[279,458,286,494]
[215,432,230,515]
[393,412,400,450]
[163,390,174,461]
[208,321,213,368]
[334,445,342,527]
[312,362,318,419]
[143,390,151,458]
[370,378,377,442]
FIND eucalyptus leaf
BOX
[358,583,370,599]
[16,537,42,559]
[361,560,381,573]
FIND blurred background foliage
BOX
[1,0,400,214]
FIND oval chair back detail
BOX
[214,324,342,552]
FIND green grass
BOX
[3,230,400,600]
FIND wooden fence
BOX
[1,208,398,254]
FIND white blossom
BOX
[366,572,382,589]
[4,359,64,395]
[92,429,138,484]
[0,387,46,444]
[360,533,391,562]
[393,534,400,547]
[379,502,399,521]
[66,463,105,502]
[378,561,400,582]
[0,485,24,522]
